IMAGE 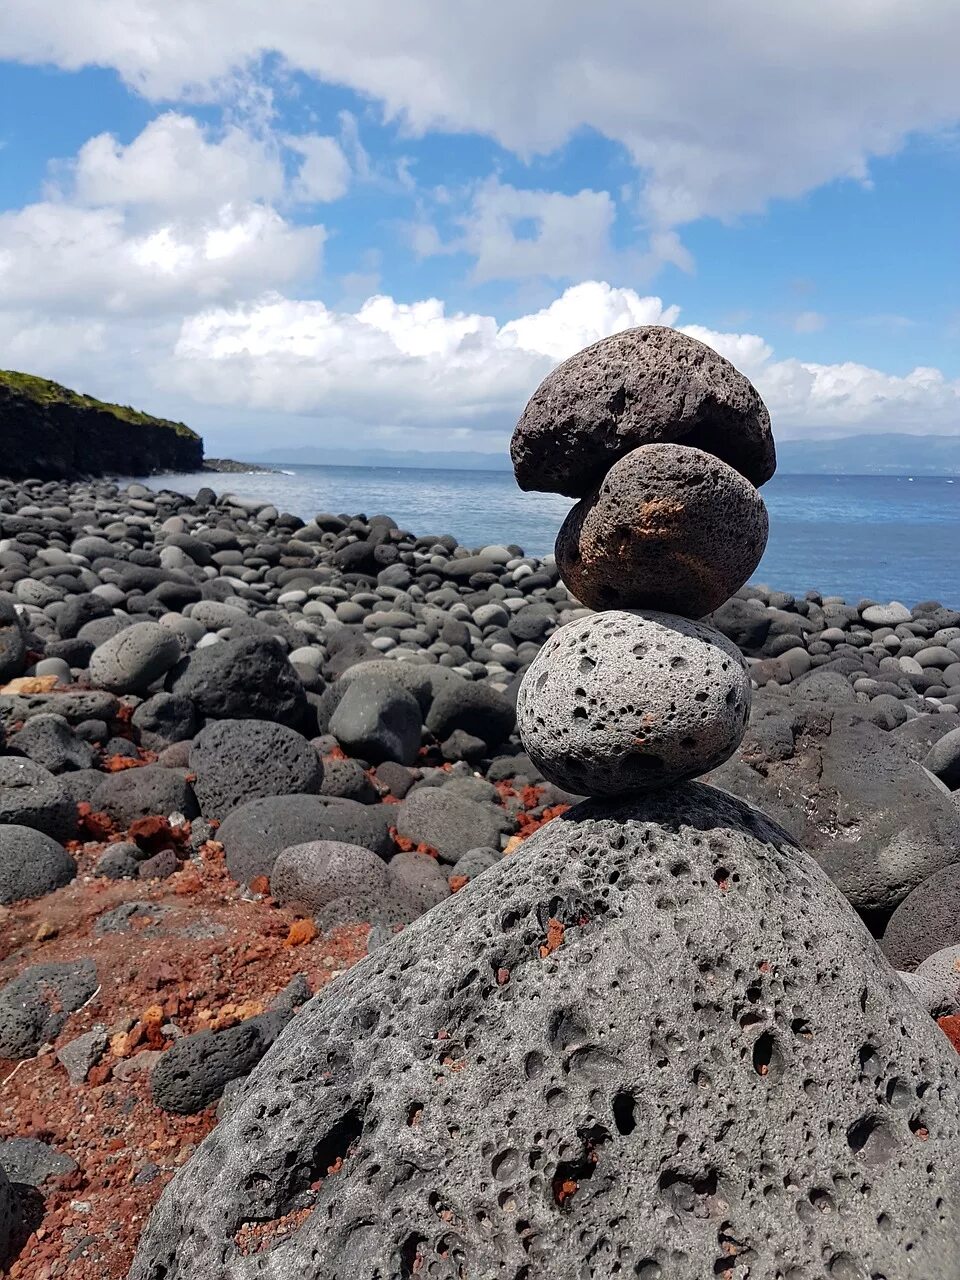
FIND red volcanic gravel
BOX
[0,836,370,1279]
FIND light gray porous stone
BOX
[555,444,768,616]
[270,841,390,913]
[189,719,323,818]
[128,783,960,1280]
[89,621,182,694]
[510,325,775,496]
[517,610,750,795]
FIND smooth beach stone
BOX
[128,784,960,1280]
[0,823,76,903]
[270,840,391,913]
[516,610,750,794]
[510,325,775,497]
[555,443,768,615]
[88,620,181,694]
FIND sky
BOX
[0,2,958,459]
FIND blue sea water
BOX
[130,466,960,608]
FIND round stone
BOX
[555,443,768,615]
[270,841,391,913]
[188,719,323,819]
[516,610,750,794]
[510,325,775,496]
[89,620,182,694]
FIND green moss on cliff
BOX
[0,369,200,442]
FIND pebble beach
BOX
[2,331,960,1280]
[1,464,959,1275]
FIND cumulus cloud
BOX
[164,281,960,440]
[2,1,959,232]
[67,112,285,212]
[421,179,619,284]
[0,201,324,313]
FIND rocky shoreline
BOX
[2,465,960,1276]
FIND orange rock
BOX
[250,875,270,896]
[0,675,59,694]
[539,917,565,958]
[938,1014,960,1054]
[284,919,318,947]
[448,875,469,893]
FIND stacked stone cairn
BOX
[130,328,960,1280]
[513,326,772,794]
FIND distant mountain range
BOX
[257,434,960,476]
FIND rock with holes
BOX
[188,719,323,819]
[128,783,960,1280]
[510,325,775,496]
[517,610,750,795]
[555,444,768,616]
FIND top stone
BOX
[510,326,775,496]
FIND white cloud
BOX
[2,1,959,231]
[0,200,324,313]
[286,134,351,203]
[68,112,284,212]
[436,180,618,283]
[162,281,960,442]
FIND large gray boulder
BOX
[0,824,76,904]
[329,676,422,766]
[166,636,308,729]
[128,784,960,1280]
[0,757,77,842]
[510,325,775,496]
[218,794,393,886]
[711,695,960,926]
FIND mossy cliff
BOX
[0,370,203,479]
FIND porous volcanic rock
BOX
[510,325,775,496]
[882,861,960,971]
[166,635,308,729]
[270,840,391,914]
[328,676,422,766]
[128,784,960,1280]
[555,444,768,616]
[0,757,77,841]
[0,959,97,1059]
[188,719,323,819]
[517,610,750,795]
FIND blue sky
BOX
[0,2,958,457]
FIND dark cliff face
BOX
[0,372,203,480]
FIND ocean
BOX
[128,466,960,608]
